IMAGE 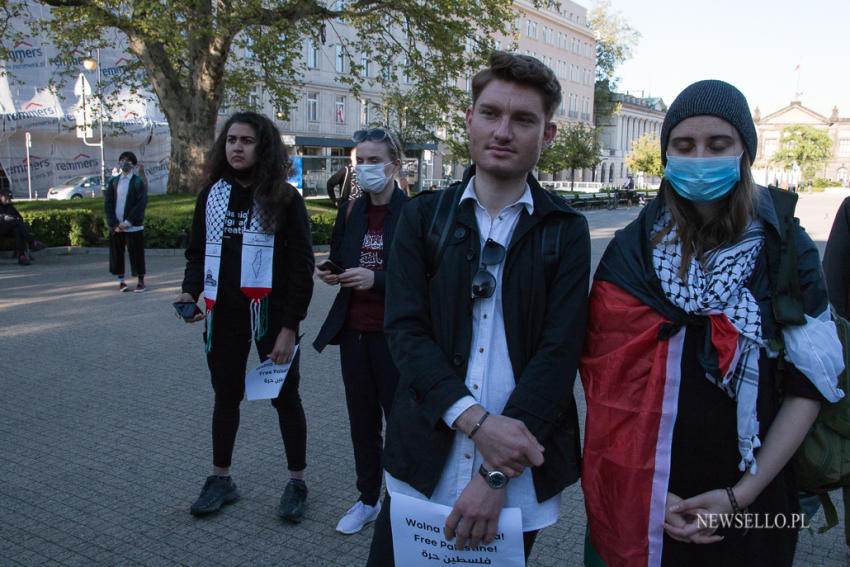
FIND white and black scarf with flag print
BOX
[203,178,275,352]
[652,206,765,474]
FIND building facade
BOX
[2,1,596,196]
[753,101,850,187]
[596,92,667,188]
[265,0,597,188]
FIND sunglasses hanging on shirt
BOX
[471,239,506,300]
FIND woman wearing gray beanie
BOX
[580,80,843,566]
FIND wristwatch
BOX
[479,465,508,489]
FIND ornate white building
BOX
[753,101,850,187]
[596,92,667,188]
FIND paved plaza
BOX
[1,191,849,566]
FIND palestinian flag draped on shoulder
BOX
[580,199,739,567]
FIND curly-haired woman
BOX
[176,112,314,521]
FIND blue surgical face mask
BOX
[664,153,743,202]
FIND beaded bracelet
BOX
[469,411,490,439]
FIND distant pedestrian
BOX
[314,127,409,535]
[176,112,314,520]
[808,179,813,193]
[0,187,47,265]
[624,174,636,207]
[326,148,361,206]
[104,151,148,292]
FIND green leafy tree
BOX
[587,0,640,123]
[538,122,600,189]
[771,125,834,180]
[7,0,517,192]
[442,112,472,169]
[625,132,664,178]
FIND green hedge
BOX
[310,214,335,247]
[4,208,339,250]
[9,194,340,249]
[22,210,101,247]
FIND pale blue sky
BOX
[608,0,850,119]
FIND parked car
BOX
[47,175,104,199]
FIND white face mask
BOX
[356,163,392,193]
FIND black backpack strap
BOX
[424,184,462,279]
[768,185,806,325]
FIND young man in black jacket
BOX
[104,151,148,292]
[367,51,590,565]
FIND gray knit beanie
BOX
[660,80,757,165]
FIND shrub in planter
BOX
[143,215,193,249]
[310,213,336,246]
[11,210,101,247]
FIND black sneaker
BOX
[190,475,239,516]
[277,480,307,523]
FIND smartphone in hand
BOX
[317,259,344,275]
[173,302,203,321]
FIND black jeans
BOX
[338,327,399,505]
[108,230,146,277]
[206,315,307,471]
[0,218,34,257]
[367,493,539,566]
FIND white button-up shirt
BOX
[386,176,560,531]
[115,174,143,232]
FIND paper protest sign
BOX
[390,492,524,566]
[244,345,299,400]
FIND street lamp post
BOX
[81,49,105,191]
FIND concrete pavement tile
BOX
[2,197,849,566]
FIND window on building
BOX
[466,36,475,53]
[402,57,413,84]
[361,52,370,77]
[532,21,537,39]
[335,95,345,124]
[360,99,370,126]
[245,36,255,59]
[840,138,850,157]
[307,92,318,122]
[249,87,259,109]
[764,138,778,158]
[307,40,318,69]
[336,45,345,73]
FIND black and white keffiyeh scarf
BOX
[203,178,275,352]
[652,206,765,473]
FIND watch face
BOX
[487,471,507,489]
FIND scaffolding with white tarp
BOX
[0,4,170,198]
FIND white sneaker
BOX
[335,500,381,534]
